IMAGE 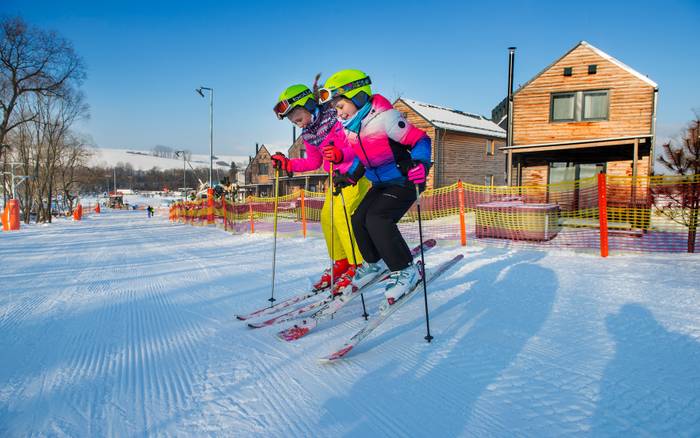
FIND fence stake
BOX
[207,187,214,225]
[300,189,307,238]
[598,172,609,257]
[223,192,228,232]
[248,196,255,234]
[458,179,467,246]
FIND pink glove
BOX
[322,143,343,164]
[407,163,426,184]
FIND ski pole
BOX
[339,189,368,320]
[415,183,433,342]
[269,167,280,306]
[329,163,335,290]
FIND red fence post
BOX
[248,196,255,234]
[223,193,228,231]
[598,173,609,257]
[207,188,214,225]
[300,189,306,238]
[458,180,467,246]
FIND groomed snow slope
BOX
[1,211,699,436]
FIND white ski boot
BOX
[384,263,421,305]
[351,260,387,290]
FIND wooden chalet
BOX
[394,98,507,189]
[282,137,328,194]
[242,144,274,196]
[500,41,658,187]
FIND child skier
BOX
[319,69,431,305]
[272,82,371,292]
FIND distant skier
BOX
[147,205,154,218]
[319,69,432,305]
[272,79,370,293]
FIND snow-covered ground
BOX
[1,211,699,436]
[88,147,247,171]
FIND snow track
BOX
[1,210,699,436]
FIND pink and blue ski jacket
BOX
[343,94,431,186]
[288,103,355,175]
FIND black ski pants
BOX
[351,183,416,272]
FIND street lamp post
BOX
[196,86,214,188]
[175,150,187,194]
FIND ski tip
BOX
[319,345,353,363]
[235,315,247,321]
[276,326,310,342]
[247,323,264,329]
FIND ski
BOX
[276,239,437,342]
[235,283,329,321]
[319,254,463,363]
[247,294,333,329]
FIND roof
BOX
[515,41,658,95]
[399,98,507,139]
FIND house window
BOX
[258,163,269,174]
[484,174,494,186]
[550,90,609,122]
[551,93,576,122]
[583,91,609,120]
[300,147,306,159]
[588,64,597,74]
[563,67,573,76]
[486,139,495,156]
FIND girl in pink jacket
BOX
[319,70,432,304]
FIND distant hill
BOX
[88,147,248,171]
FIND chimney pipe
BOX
[255,142,259,155]
[292,126,297,144]
[506,47,516,186]
[506,47,516,148]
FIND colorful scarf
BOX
[342,100,372,134]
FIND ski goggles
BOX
[318,77,372,104]
[273,89,313,120]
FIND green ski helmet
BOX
[273,84,318,120]
[319,69,372,108]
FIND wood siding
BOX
[440,131,506,186]
[394,99,505,189]
[513,44,655,145]
[245,146,274,186]
[393,100,437,188]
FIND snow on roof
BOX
[399,98,507,139]
[581,41,658,88]
[515,41,658,94]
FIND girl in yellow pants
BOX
[272,81,369,292]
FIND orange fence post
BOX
[1,204,7,230]
[223,194,228,231]
[248,196,255,234]
[7,199,20,230]
[73,203,83,221]
[95,203,101,214]
[458,180,467,246]
[598,173,609,257]
[207,188,214,225]
[300,189,307,238]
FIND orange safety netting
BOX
[169,174,700,255]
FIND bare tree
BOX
[653,115,700,252]
[0,16,86,201]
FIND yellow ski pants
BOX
[321,176,371,264]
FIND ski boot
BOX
[313,258,349,291]
[330,265,358,297]
[384,263,421,306]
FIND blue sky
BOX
[2,0,698,157]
